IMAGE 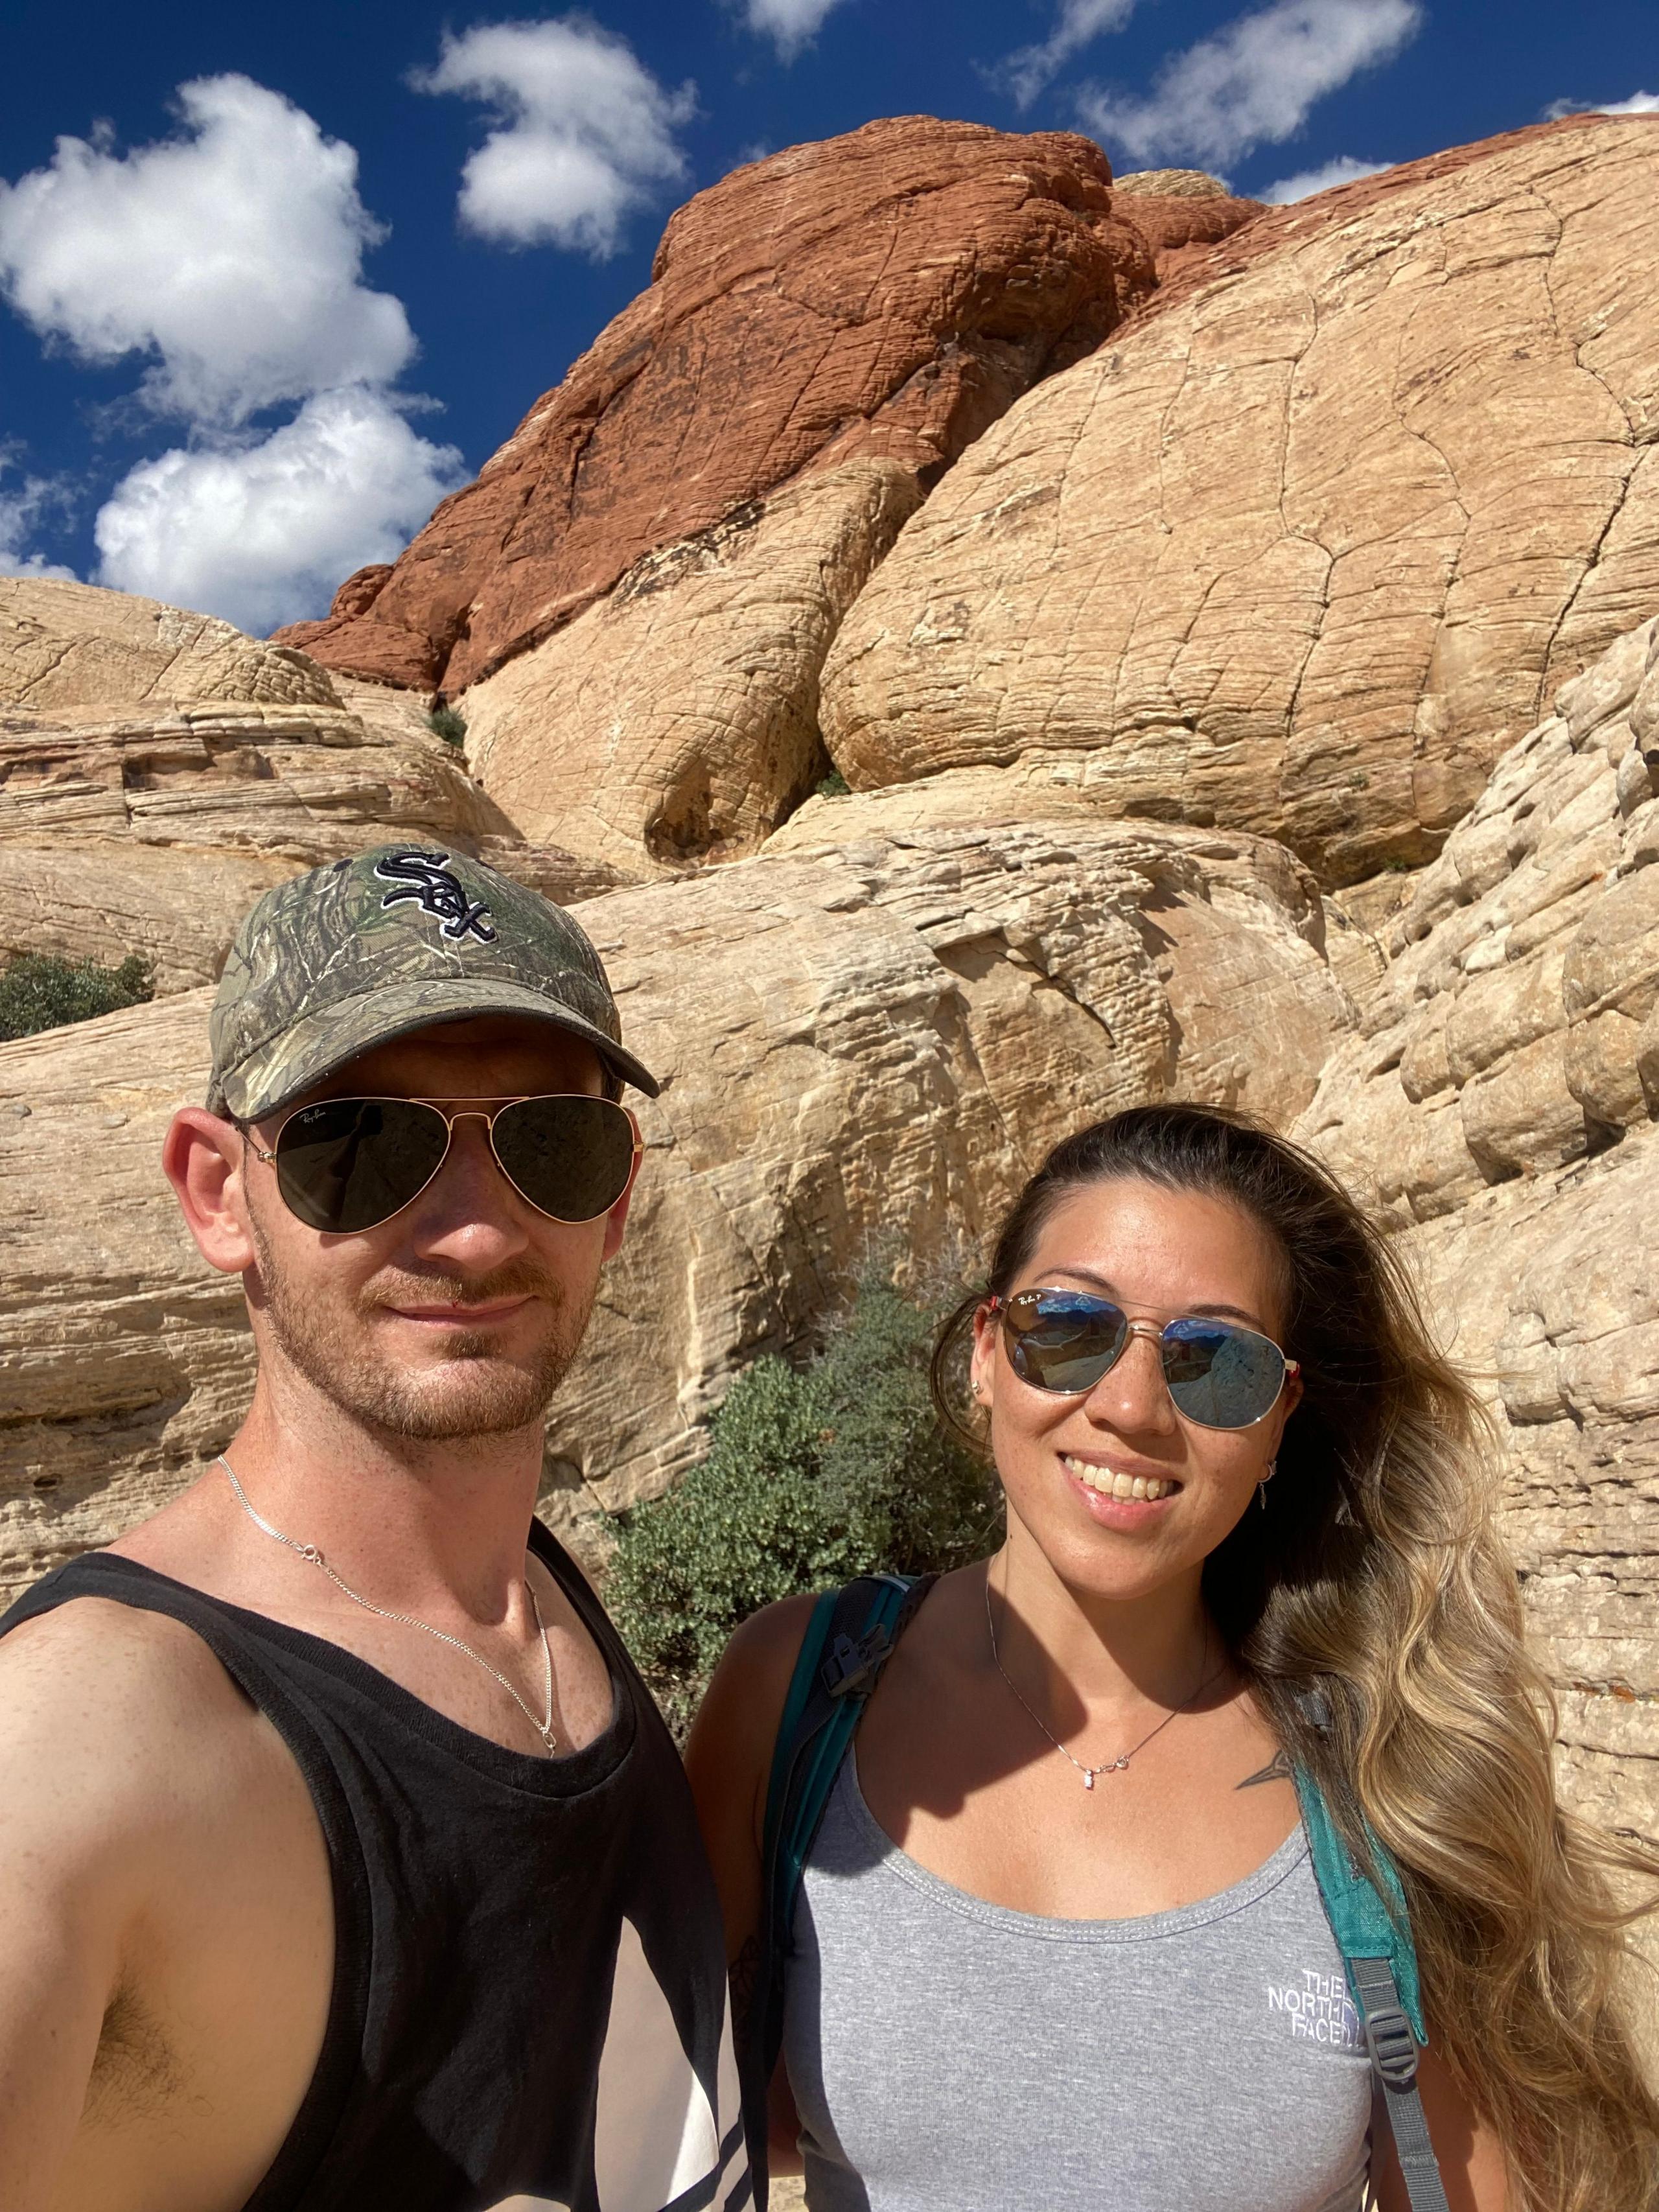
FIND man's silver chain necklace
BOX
[984,1561,1224,1790]
[216,1454,558,1754]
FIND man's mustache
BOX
[359,1263,565,1312]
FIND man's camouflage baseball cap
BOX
[207,844,658,1121]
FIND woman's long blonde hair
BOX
[932,1104,1659,2210]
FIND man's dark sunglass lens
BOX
[491,1097,636,1223]
[275,1099,450,1234]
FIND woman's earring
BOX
[1259,1457,1277,1511]
[971,1378,985,1401]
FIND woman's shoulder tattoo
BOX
[1236,1747,1295,1789]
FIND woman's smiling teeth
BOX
[1062,1454,1178,1501]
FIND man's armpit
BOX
[86,1978,183,2126]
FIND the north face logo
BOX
[1268,1970,1364,2049]
[375,850,498,944]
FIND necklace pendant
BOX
[1083,1769,1095,1790]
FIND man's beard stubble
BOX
[247,1212,593,1443]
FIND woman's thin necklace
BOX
[216,1454,559,1754]
[984,1561,1225,1790]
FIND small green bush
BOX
[815,769,851,798]
[0,952,155,1042]
[427,704,467,746]
[607,1268,1001,1734]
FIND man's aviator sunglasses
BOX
[990,1288,1298,1431]
[248,1094,642,1235]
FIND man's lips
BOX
[382,1296,535,1326]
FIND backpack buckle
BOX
[822,1624,892,1699]
[1363,2003,1421,2090]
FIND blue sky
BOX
[1,0,1653,634]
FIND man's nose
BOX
[404,1113,531,1262]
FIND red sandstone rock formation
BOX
[275,117,1168,695]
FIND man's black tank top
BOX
[0,1522,752,2212]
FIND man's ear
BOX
[163,1108,258,1275]
[600,1178,634,1264]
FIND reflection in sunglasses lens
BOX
[1163,1316,1284,1428]
[1004,1295,1285,1429]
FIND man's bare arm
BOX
[0,1604,161,2211]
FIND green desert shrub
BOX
[607,1266,1001,1733]
[815,768,851,798]
[427,704,467,746]
[0,952,154,1041]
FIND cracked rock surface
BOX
[0,818,1346,1600]
[1301,616,1659,1222]
[275,117,1159,699]
[1395,1139,1659,1850]
[1299,611,1659,1846]
[820,116,1659,887]
[461,460,923,872]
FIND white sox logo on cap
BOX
[373,849,498,945]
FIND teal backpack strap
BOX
[746,1573,934,2208]
[1295,1766,1450,2212]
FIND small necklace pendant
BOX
[1083,1769,1095,1789]
[539,1724,559,1754]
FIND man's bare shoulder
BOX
[0,1591,268,1849]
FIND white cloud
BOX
[0,75,412,426]
[1080,0,1422,170]
[1258,152,1393,200]
[741,0,848,60]
[0,462,78,582]
[1546,89,1659,120]
[0,76,465,633]
[413,19,695,257]
[93,386,464,635]
[1003,0,1141,110]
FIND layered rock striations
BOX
[1295,614,1659,1843]
[819,115,1659,886]
[0,579,628,986]
[1301,618,1659,1221]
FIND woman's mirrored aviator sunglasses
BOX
[247,1095,643,1235]
[989,1288,1298,1431]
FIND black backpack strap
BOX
[745,1572,935,2206]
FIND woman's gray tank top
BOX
[783,1757,1372,2212]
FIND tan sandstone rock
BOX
[1393,1132,1659,1850]
[1299,616,1659,1224]
[462,461,922,870]
[0,581,525,986]
[0,817,1348,1603]
[819,116,1659,886]
[1297,612,1659,1850]
[1,576,339,712]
